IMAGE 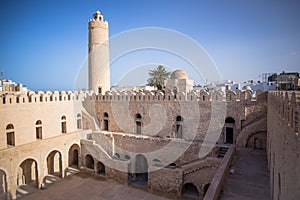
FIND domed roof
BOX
[170,70,188,79]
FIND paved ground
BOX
[220,148,270,200]
[19,172,171,200]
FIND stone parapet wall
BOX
[203,145,236,200]
[0,90,94,105]
[92,89,265,102]
[267,91,300,200]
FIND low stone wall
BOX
[203,145,236,200]
[148,166,182,196]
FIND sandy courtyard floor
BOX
[19,172,171,200]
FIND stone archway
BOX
[0,169,7,199]
[17,159,38,188]
[96,161,105,175]
[182,183,199,198]
[85,154,94,170]
[128,154,148,186]
[246,131,267,150]
[68,144,80,168]
[47,151,62,177]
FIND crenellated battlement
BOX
[268,91,300,135]
[0,89,267,106]
[86,89,266,103]
[0,90,95,105]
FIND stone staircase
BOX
[218,146,229,158]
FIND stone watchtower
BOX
[88,11,110,94]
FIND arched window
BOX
[176,116,183,138]
[35,120,42,139]
[173,87,178,96]
[103,112,109,131]
[6,124,15,146]
[135,114,142,134]
[61,116,67,133]
[77,114,82,129]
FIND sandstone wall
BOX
[0,91,88,150]
[267,91,300,200]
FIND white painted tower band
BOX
[88,11,110,94]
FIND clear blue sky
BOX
[0,0,299,90]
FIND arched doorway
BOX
[129,154,148,186]
[246,132,267,150]
[47,151,62,177]
[225,117,235,144]
[17,159,38,188]
[85,154,94,170]
[96,162,105,175]
[68,144,80,168]
[182,183,199,198]
[254,138,260,149]
[173,86,178,97]
[135,114,142,134]
[0,169,7,199]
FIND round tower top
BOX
[92,11,104,21]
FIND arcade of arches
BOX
[0,143,81,199]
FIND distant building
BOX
[0,79,27,93]
[164,70,194,95]
[111,85,155,92]
[294,78,300,90]
[268,71,299,90]
[250,81,276,92]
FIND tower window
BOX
[135,114,142,134]
[175,116,183,138]
[35,120,42,139]
[6,124,15,146]
[77,114,82,129]
[61,116,67,133]
[103,112,109,131]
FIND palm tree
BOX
[147,65,171,90]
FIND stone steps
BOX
[218,146,229,158]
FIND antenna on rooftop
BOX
[0,69,3,79]
[261,72,275,82]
